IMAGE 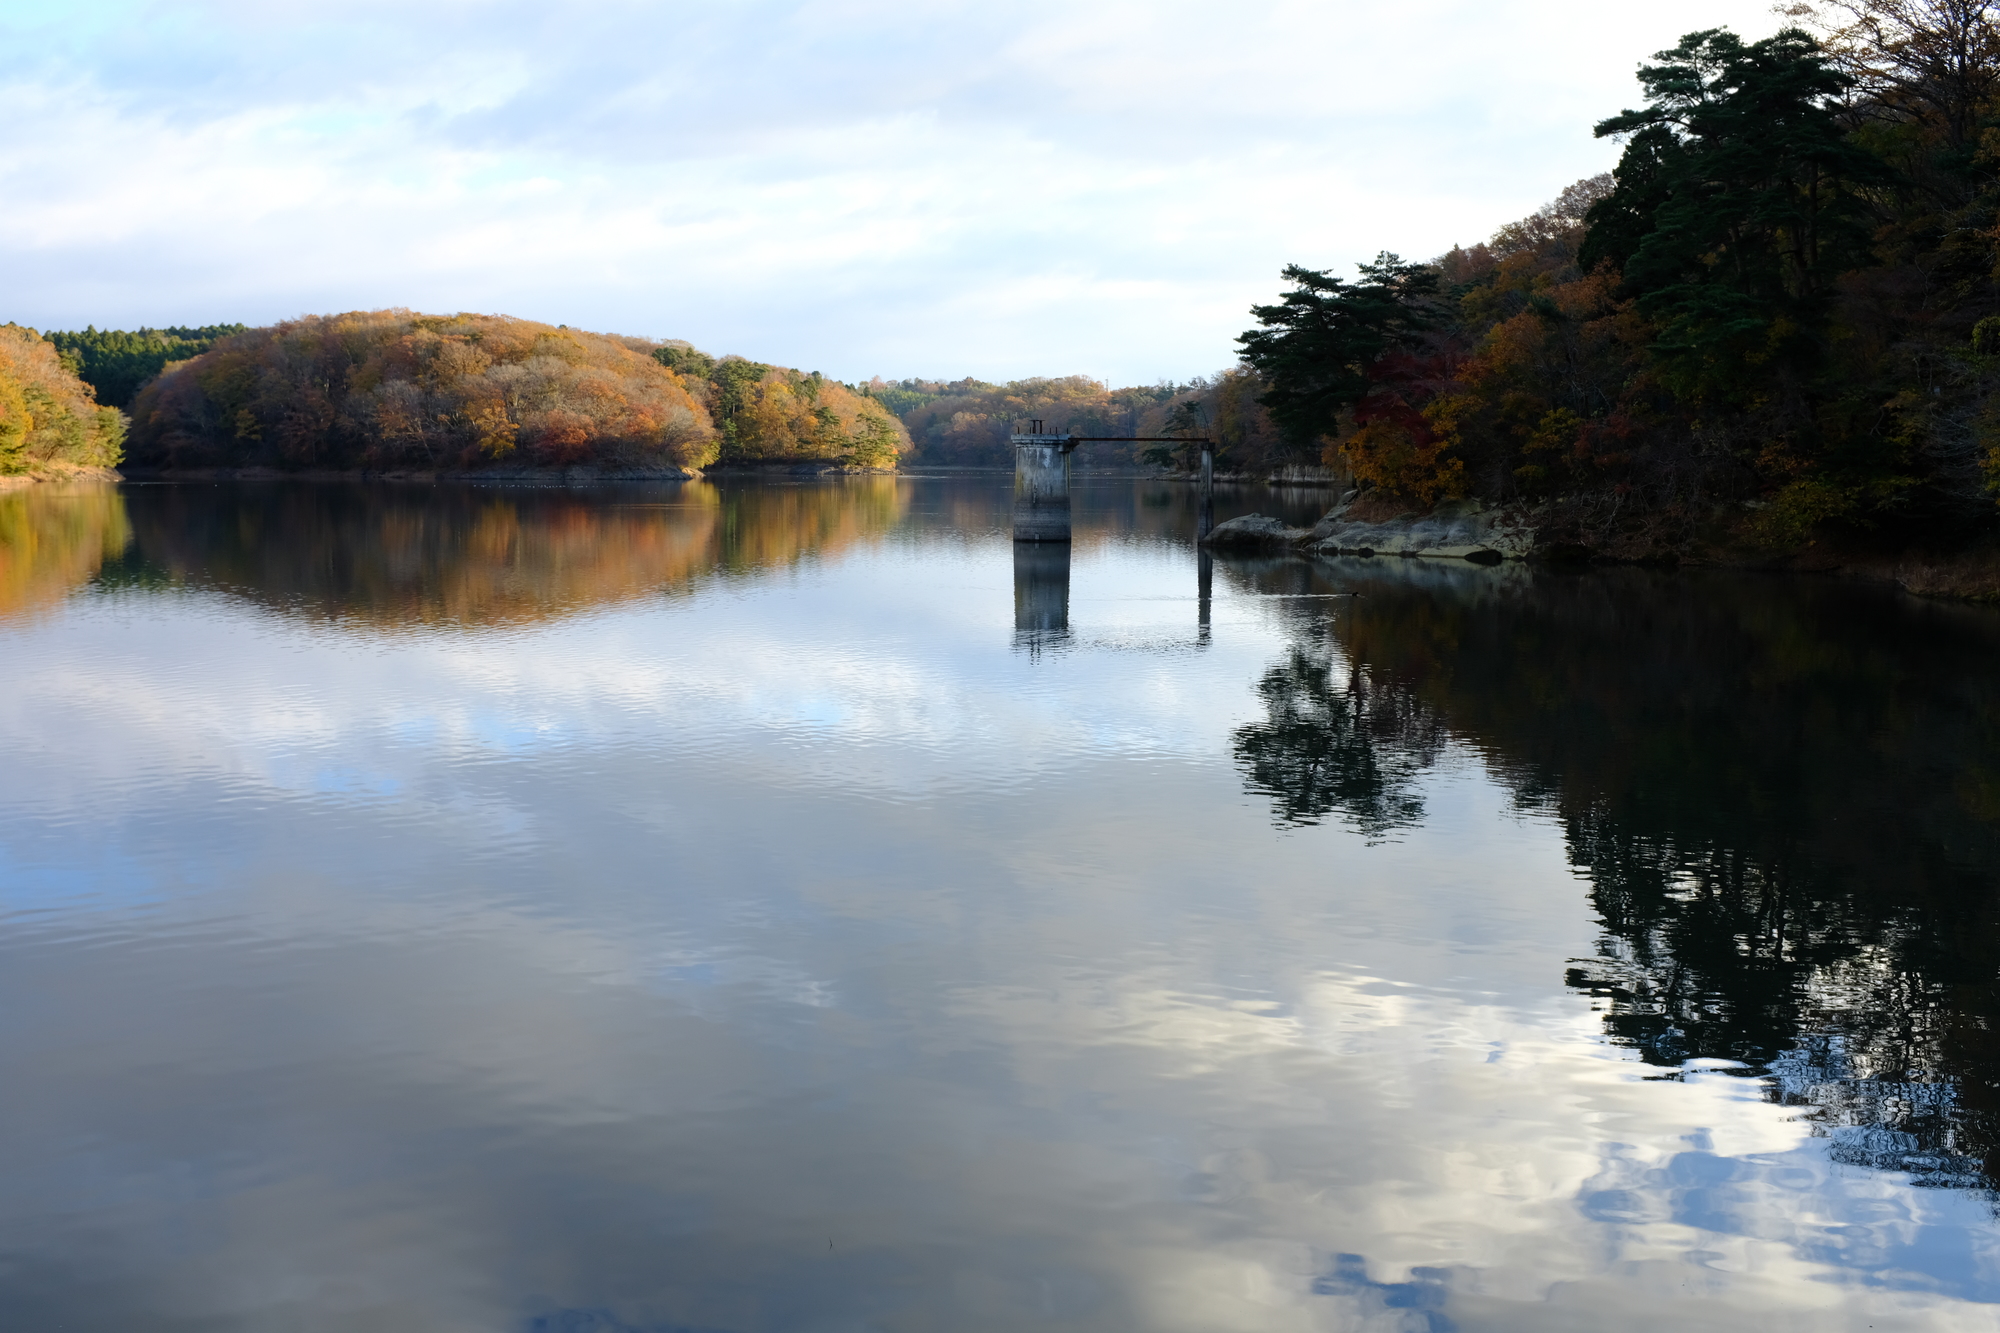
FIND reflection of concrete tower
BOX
[1013,541,1071,655]
[1011,425,1079,542]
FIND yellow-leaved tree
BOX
[724,369,907,467]
[0,325,125,476]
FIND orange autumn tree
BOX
[125,312,718,472]
[0,325,125,476]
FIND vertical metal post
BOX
[1197,443,1215,543]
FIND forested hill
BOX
[1229,8,2000,551]
[121,312,907,473]
[45,325,246,409]
[69,0,2000,536]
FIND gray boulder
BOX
[1201,514,1311,549]
[1310,498,1534,562]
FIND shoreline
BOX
[19,466,2000,602]
[1203,497,2000,603]
[114,464,708,484]
[0,465,122,490]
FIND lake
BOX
[1,474,1997,1332]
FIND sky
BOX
[1,0,1784,385]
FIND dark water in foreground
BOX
[2,475,1999,1332]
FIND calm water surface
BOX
[2,475,1999,1332]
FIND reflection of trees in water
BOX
[1566,819,2000,1192]
[100,475,1309,628]
[113,483,722,626]
[1234,557,2000,1195]
[1234,648,1443,836]
[711,476,905,577]
[0,483,129,620]
[108,479,919,628]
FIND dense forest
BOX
[62,0,2000,521]
[121,313,908,474]
[651,344,906,468]
[44,325,245,410]
[1232,2,2000,550]
[0,325,125,476]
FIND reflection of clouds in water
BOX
[3,544,1307,833]
[947,947,2000,1321]
[4,496,2000,1328]
[0,749,1992,1329]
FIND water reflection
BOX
[1225,553,2000,1197]
[96,478,1326,629]
[5,478,1997,1328]
[1197,550,1212,647]
[106,480,927,626]
[1012,542,1070,655]
[0,483,129,621]
[1232,646,1443,837]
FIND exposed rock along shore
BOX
[0,465,123,490]
[1202,493,2000,601]
[1203,497,1530,565]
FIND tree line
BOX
[868,372,1297,473]
[115,313,909,473]
[651,345,905,469]
[47,0,2000,511]
[44,325,246,410]
[1234,2,2000,547]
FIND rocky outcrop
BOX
[1209,490,2000,598]
[1202,499,1538,561]
[1308,497,1534,563]
[1200,514,1312,549]
[1266,464,1349,487]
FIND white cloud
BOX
[2,0,1782,381]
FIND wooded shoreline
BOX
[13,465,1995,603]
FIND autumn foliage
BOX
[44,325,245,409]
[1235,9,2000,547]
[876,372,1290,473]
[0,325,125,476]
[126,312,719,473]
[653,347,908,467]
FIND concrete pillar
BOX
[1012,434,1076,542]
[1013,541,1071,654]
